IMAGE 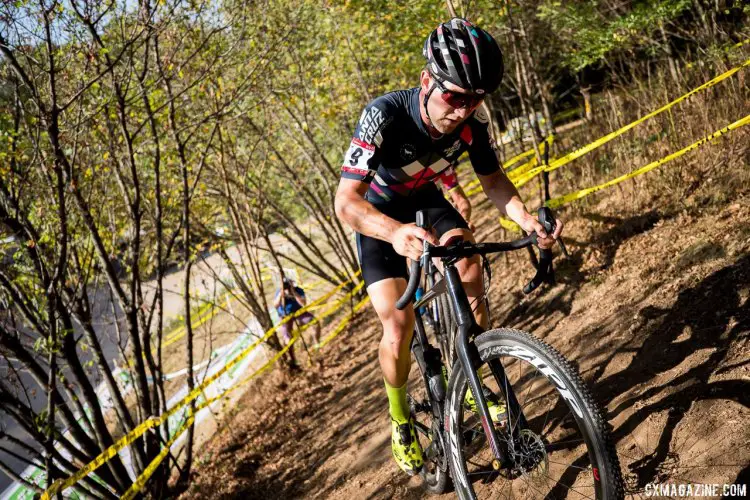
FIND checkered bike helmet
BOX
[423,18,504,95]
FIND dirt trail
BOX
[181,194,750,499]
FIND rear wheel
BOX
[436,291,457,369]
[446,329,624,499]
[414,410,451,494]
[409,378,452,494]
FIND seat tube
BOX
[445,264,507,464]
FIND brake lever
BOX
[523,207,562,294]
[538,207,569,257]
[523,238,555,294]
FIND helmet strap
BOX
[422,82,443,140]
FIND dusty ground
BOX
[179,180,749,499]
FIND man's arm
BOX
[477,170,562,248]
[334,178,438,261]
[447,185,473,231]
[272,291,282,308]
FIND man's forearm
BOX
[336,196,401,243]
[482,172,535,228]
[449,187,471,219]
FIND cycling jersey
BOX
[340,88,499,204]
[439,168,459,191]
[341,87,499,287]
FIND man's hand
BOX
[520,215,564,250]
[391,223,440,261]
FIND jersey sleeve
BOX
[466,107,500,176]
[438,166,459,191]
[340,99,393,184]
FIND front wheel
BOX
[446,328,624,499]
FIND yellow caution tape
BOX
[511,58,750,190]
[465,58,750,196]
[160,270,359,350]
[160,290,232,350]
[276,280,365,339]
[120,412,194,500]
[498,217,522,233]
[545,58,749,174]
[464,135,554,192]
[122,284,372,498]
[547,113,750,209]
[43,272,363,499]
[41,417,161,500]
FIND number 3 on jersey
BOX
[343,138,375,175]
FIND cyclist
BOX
[334,18,563,476]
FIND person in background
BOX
[273,278,322,347]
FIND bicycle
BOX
[400,207,624,499]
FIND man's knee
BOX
[457,255,482,281]
[380,315,413,350]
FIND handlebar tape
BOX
[396,210,429,310]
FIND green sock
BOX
[384,379,409,424]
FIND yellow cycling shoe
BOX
[465,386,507,425]
[391,416,424,476]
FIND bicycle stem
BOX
[445,265,509,466]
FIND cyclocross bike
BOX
[398,207,624,499]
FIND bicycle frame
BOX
[402,207,563,469]
[443,262,529,467]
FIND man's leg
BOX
[298,312,321,345]
[366,277,423,474]
[313,319,322,345]
[279,321,292,344]
[368,277,414,405]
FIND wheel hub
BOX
[510,429,548,477]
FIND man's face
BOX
[421,71,484,134]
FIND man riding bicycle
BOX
[334,18,563,476]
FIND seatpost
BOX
[445,265,508,466]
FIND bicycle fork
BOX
[444,265,528,468]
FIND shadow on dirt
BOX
[594,254,749,489]
[187,313,403,499]
[497,210,666,336]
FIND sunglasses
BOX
[433,79,484,109]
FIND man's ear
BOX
[420,70,432,92]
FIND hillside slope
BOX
[180,179,750,498]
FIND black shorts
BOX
[356,187,469,288]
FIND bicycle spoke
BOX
[546,459,594,473]
[520,471,556,499]
[449,334,621,499]
[520,365,541,412]
[540,471,595,500]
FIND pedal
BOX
[408,395,431,415]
